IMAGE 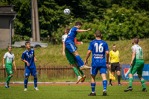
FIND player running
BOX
[2,46,16,88]
[124,37,147,92]
[109,44,121,86]
[21,41,39,91]
[65,22,91,70]
[62,28,86,84]
[85,30,109,96]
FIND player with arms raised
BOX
[65,22,91,70]
[21,41,39,91]
[124,37,147,92]
[85,30,109,96]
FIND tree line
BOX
[0,0,149,43]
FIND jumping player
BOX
[85,30,109,96]
[62,28,86,84]
[65,22,91,70]
[2,46,16,88]
[21,41,39,91]
[124,38,147,92]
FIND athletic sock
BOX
[78,69,84,76]
[140,79,146,89]
[72,67,80,76]
[75,55,84,67]
[6,75,12,86]
[109,79,112,84]
[91,83,96,93]
[103,80,107,91]
[117,75,121,84]
[24,77,28,88]
[128,77,133,87]
[34,77,38,88]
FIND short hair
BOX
[75,22,82,26]
[113,44,116,46]
[65,28,70,33]
[25,41,30,45]
[133,37,139,44]
[95,30,102,37]
[8,45,12,48]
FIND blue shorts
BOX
[24,66,37,77]
[65,42,77,53]
[90,66,107,76]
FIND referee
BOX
[109,44,121,86]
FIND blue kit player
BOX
[21,41,39,91]
[85,30,109,96]
[65,22,91,70]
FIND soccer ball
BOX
[64,8,70,15]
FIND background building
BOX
[0,5,16,49]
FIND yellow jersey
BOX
[109,50,120,63]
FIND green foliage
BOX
[1,0,149,43]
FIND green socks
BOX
[141,79,146,89]
[6,75,12,85]
[128,77,133,87]
[72,67,80,76]
[78,69,84,76]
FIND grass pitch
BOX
[0,84,148,99]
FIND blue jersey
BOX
[65,27,78,43]
[21,49,36,68]
[88,39,109,67]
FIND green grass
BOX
[0,85,149,99]
[0,39,149,67]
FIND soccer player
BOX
[62,28,86,84]
[85,30,109,96]
[124,38,147,92]
[109,44,121,86]
[21,41,39,91]
[2,46,16,88]
[65,22,91,70]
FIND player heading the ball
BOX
[65,22,91,70]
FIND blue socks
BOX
[24,77,28,88]
[103,80,107,91]
[91,83,96,93]
[34,77,38,88]
[75,55,84,67]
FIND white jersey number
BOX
[94,43,103,53]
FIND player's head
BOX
[94,30,102,38]
[112,44,117,51]
[8,46,12,52]
[132,37,139,44]
[25,41,31,49]
[75,22,82,29]
[64,28,70,34]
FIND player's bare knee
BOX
[73,51,79,56]
[25,76,29,80]
[10,74,13,77]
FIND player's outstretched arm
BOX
[77,28,91,33]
